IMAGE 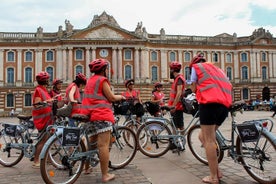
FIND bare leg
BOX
[33,134,48,165]
[97,131,115,182]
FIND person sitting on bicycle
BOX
[122,79,144,120]
[65,73,87,127]
[151,82,166,116]
[81,58,125,182]
[32,71,54,168]
[190,53,232,184]
[49,78,64,108]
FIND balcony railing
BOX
[239,79,251,83]
[22,83,34,87]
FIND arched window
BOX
[241,66,248,80]
[226,67,232,80]
[75,49,83,60]
[242,88,249,100]
[151,66,158,81]
[7,51,15,62]
[262,66,267,80]
[7,68,14,84]
[46,67,54,82]
[25,51,33,62]
[125,65,132,80]
[151,51,157,61]
[261,52,266,62]
[7,93,14,107]
[76,65,83,75]
[24,93,32,106]
[169,52,176,61]
[184,67,190,81]
[25,67,32,83]
[184,52,191,62]
[124,49,132,60]
[241,52,248,62]
[213,53,218,62]
[226,53,232,63]
[46,50,54,61]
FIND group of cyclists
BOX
[30,53,232,184]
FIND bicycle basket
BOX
[56,103,73,117]
[182,93,198,116]
[3,124,17,137]
[144,101,160,116]
[237,122,260,142]
[113,101,130,115]
[132,102,145,117]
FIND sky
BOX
[0,0,276,37]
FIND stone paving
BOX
[0,110,275,184]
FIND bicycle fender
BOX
[39,127,64,159]
[262,128,276,146]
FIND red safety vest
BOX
[193,63,232,108]
[81,75,114,123]
[152,91,165,106]
[65,83,81,117]
[168,74,185,110]
[122,90,140,100]
[32,86,53,131]
[49,89,62,101]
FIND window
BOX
[261,52,266,62]
[184,52,191,62]
[151,51,157,61]
[151,66,158,81]
[226,53,232,63]
[7,51,15,62]
[7,68,14,84]
[213,53,218,62]
[124,49,132,60]
[25,67,32,83]
[46,50,54,61]
[242,88,249,100]
[75,49,83,60]
[125,65,132,80]
[184,67,190,81]
[7,94,14,107]
[24,94,32,106]
[169,52,176,61]
[262,66,267,80]
[241,66,248,80]
[241,52,248,62]
[46,67,54,82]
[76,65,83,75]
[226,67,232,80]
[25,51,33,62]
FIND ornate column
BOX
[112,47,117,83]
[233,51,239,83]
[56,47,63,79]
[117,47,123,83]
[141,48,150,83]
[256,51,260,78]
[134,47,140,82]
[68,47,73,82]
[160,49,168,81]
[0,49,3,86]
[272,52,276,82]
[91,47,96,61]
[207,51,211,62]
[268,52,273,78]
[62,49,67,81]
[85,47,90,77]
[35,49,43,73]
[220,51,225,70]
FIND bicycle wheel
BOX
[187,125,224,165]
[137,121,172,158]
[236,131,276,184]
[40,135,85,184]
[0,130,24,167]
[124,120,147,148]
[109,126,137,169]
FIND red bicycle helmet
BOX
[154,82,163,88]
[89,58,108,73]
[190,54,206,68]
[52,79,63,86]
[169,61,182,71]
[125,79,134,87]
[36,71,50,82]
[76,73,87,83]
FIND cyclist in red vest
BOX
[168,61,185,134]
[190,54,232,184]
[49,78,64,108]
[151,82,165,106]
[32,71,54,168]
[65,73,87,127]
[81,58,125,182]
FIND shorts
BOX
[199,103,228,126]
[88,121,113,136]
[172,110,184,128]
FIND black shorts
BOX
[172,110,184,128]
[199,103,228,126]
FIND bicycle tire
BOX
[109,126,137,169]
[137,121,172,158]
[0,131,24,167]
[187,125,224,165]
[40,135,85,184]
[236,131,276,184]
[124,120,147,148]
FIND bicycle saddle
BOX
[229,100,246,113]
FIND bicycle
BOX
[187,100,276,184]
[0,101,68,167]
[39,114,138,184]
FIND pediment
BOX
[85,27,124,39]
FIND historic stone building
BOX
[0,11,275,115]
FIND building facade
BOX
[0,11,276,115]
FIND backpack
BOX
[181,92,198,116]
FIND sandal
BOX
[202,176,219,184]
